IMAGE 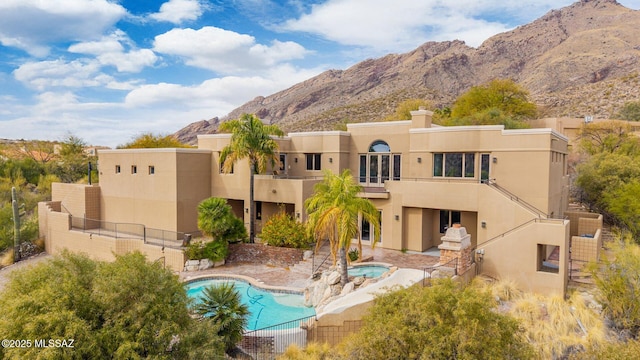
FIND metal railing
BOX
[311,242,332,275]
[70,216,186,248]
[423,257,458,286]
[483,179,548,218]
[240,315,316,360]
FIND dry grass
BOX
[277,342,336,360]
[484,279,607,359]
[34,237,45,251]
[0,249,14,267]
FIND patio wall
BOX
[38,201,185,271]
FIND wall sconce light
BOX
[329,157,333,163]
[294,158,298,163]
[417,157,422,163]
[245,208,249,213]
[296,212,300,219]
[492,157,497,164]
[395,215,400,221]
[481,221,487,228]
[271,189,277,193]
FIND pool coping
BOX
[183,273,305,295]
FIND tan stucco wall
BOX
[98,149,211,233]
[478,219,569,296]
[40,202,185,271]
[52,183,100,219]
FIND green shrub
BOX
[260,212,311,249]
[185,240,229,262]
[340,279,533,360]
[348,247,359,262]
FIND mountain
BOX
[175,0,640,144]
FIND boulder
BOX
[327,271,341,285]
[341,282,355,296]
[198,259,213,270]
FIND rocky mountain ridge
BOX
[175,0,640,144]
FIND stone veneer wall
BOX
[227,243,303,267]
[440,247,473,275]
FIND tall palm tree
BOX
[305,169,380,287]
[193,282,249,352]
[219,114,284,243]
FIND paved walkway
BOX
[180,246,440,290]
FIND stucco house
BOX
[40,110,602,296]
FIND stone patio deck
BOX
[180,246,440,289]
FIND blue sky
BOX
[1,0,639,148]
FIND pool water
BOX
[348,265,389,278]
[186,279,315,331]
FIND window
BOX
[480,153,490,182]
[359,140,401,185]
[148,166,155,175]
[115,165,121,174]
[219,155,233,174]
[256,201,262,220]
[393,154,401,180]
[279,154,286,171]
[434,153,475,178]
[306,153,321,170]
[131,165,137,174]
[361,210,382,243]
[439,210,461,233]
[537,244,559,273]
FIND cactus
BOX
[11,187,25,262]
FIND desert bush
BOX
[260,212,311,249]
[588,233,640,338]
[339,279,533,360]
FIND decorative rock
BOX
[341,282,355,296]
[327,271,341,285]
[214,259,225,267]
[198,259,213,270]
[330,284,342,297]
[185,260,200,266]
[360,278,374,288]
[353,276,365,286]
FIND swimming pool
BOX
[348,264,390,278]
[186,278,316,331]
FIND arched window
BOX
[369,140,391,153]
[359,140,400,186]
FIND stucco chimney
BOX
[410,107,433,128]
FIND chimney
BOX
[410,107,433,128]
[438,224,473,275]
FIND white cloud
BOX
[69,31,159,72]
[13,59,138,91]
[153,27,308,74]
[125,64,322,110]
[0,0,126,57]
[150,0,204,24]
[280,0,624,50]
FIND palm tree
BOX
[219,114,284,243]
[305,169,380,287]
[193,282,249,352]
